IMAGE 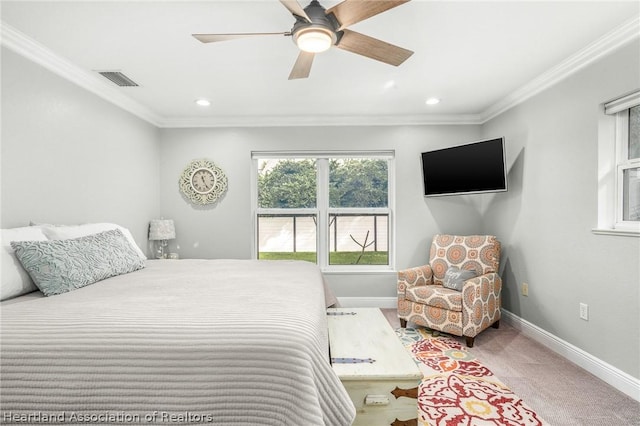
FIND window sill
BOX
[592,228,640,237]
[322,268,397,275]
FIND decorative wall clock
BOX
[179,159,228,205]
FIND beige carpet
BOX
[381,309,640,426]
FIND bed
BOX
[0,224,356,425]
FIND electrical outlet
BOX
[521,282,529,297]
[580,303,589,321]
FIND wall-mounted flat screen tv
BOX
[421,137,507,197]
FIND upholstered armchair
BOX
[397,235,502,347]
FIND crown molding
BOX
[2,15,638,128]
[0,21,163,126]
[157,113,483,128]
[480,15,640,123]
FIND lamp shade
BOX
[149,219,176,240]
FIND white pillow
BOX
[40,223,147,262]
[1,226,48,301]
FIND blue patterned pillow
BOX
[10,229,145,296]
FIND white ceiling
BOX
[1,1,638,127]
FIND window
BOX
[619,105,640,222]
[252,151,394,271]
[596,91,640,235]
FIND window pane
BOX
[257,214,317,262]
[329,214,388,265]
[258,159,316,208]
[622,167,640,221]
[629,106,640,160]
[329,158,388,208]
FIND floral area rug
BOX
[396,327,547,426]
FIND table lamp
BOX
[148,219,176,259]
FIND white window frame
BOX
[614,108,640,227]
[251,150,395,272]
[594,91,640,236]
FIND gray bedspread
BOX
[0,259,355,425]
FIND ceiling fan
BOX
[192,0,414,80]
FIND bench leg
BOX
[465,336,475,348]
[492,320,500,329]
[392,419,417,426]
[399,318,407,328]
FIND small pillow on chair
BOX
[442,266,477,291]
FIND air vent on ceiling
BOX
[97,71,139,87]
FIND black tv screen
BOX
[421,137,507,197]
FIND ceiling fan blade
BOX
[193,32,289,43]
[327,0,410,30]
[288,51,315,80]
[336,29,413,66]
[279,0,311,21]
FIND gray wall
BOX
[481,40,640,378]
[0,47,160,250]
[158,125,482,297]
[2,37,638,381]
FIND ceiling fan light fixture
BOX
[295,28,335,53]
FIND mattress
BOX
[0,259,355,425]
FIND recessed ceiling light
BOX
[195,99,211,107]
[425,98,440,105]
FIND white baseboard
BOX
[334,301,640,401]
[501,309,640,402]
[337,296,397,309]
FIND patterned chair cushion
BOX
[429,235,500,286]
[405,285,463,312]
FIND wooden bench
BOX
[327,308,421,426]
